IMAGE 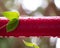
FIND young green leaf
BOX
[23,40,34,47]
[33,44,39,48]
[23,40,40,48]
[2,11,20,32]
[2,11,19,21]
[6,19,19,32]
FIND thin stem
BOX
[0,23,7,30]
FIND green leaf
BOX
[23,40,34,47]
[2,11,20,32]
[6,19,19,32]
[33,44,39,48]
[2,11,19,21]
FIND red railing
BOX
[0,17,60,37]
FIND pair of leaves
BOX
[2,11,19,32]
[23,40,39,48]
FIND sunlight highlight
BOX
[22,0,42,11]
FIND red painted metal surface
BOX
[0,17,60,37]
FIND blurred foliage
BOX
[0,37,56,48]
[2,0,15,10]
[0,0,60,16]
[0,38,9,48]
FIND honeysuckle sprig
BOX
[1,11,20,32]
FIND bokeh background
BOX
[0,0,60,48]
[0,36,58,48]
[0,0,60,16]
